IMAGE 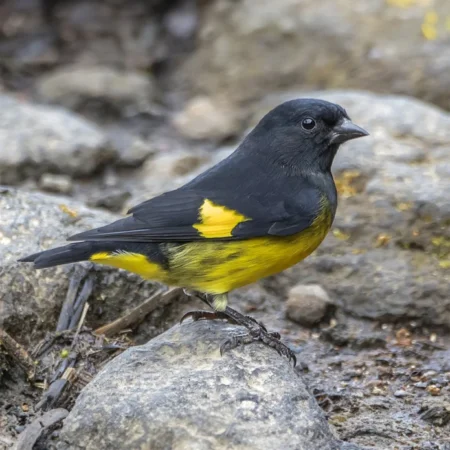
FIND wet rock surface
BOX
[56,321,351,450]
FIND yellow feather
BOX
[90,252,166,279]
[193,199,249,238]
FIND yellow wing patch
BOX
[193,199,250,238]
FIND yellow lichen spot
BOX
[375,234,391,247]
[438,260,450,269]
[352,248,366,255]
[425,10,438,24]
[446,16,450,32]
[334,170,362,198]
[422,11,439,40]
[59,204,78,218]
[431,236,450,261]
[396,202,413,212]
[193,199,250,238]
[332,229,350,241]
[60,349,69,358]
[431,236,450,247]
[422,23,437,40]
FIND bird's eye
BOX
[301,118,316,130]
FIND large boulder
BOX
[0,94,114,185]
[181,0,450,109]
[56,320,357,450]
[36,65,156,116]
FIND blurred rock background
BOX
[0,1,449,449]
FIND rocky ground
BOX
[1,1,450,450]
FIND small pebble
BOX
[286,284,331,327]
[394,389,408,398]
[372,386,385,395]
[426,385,441,396]
[39,173,73,194]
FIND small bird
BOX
[20,98,368,364]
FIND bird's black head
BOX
[248,98,368,173]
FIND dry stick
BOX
[37,304,90,410]
[0,328,35,380]
[15,408,69,450]
[94,287,183,337]
[69,302,90,352]
[68,275,94,329]
[56,271,84,331]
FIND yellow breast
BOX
[164,205,332,293]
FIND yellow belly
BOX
[91,209,332,294]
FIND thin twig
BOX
[68,275,94,329]
[94,287,183,337]
[56,270,85,331]
[69,301,90,353]
[0,328,35,380]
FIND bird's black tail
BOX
[19,241,108,269]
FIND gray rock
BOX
[86,188,131,213]
[173,96,243,141]
[105,128,155,167]
[181,0,450,109]
[0,188,183,344]
[37,65,155,116]
[57,320,347,450]
[0,94,114,184]
[286,284,332,327]
[39,173,74,195]
[419,398,450,426]
[312,249,449,326]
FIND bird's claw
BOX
[220,326,297,367]
[220,333,255,355]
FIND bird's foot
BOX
[180,302,295,366]
[219,309,296,367]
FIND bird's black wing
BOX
[67,187,323,242]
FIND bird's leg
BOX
[181,291,296,366]
[180,292,238,324]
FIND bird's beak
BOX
[330,118,369,145]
